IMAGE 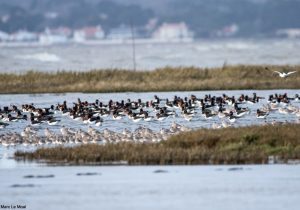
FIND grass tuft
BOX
[15,124,300,165]
[1,65,300,93]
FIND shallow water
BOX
[0,162,300,210]
[1,39,300,72]
[0,90,299,136]
[0,90,300,209]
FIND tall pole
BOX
[130,22,136,71]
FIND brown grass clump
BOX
[0,65,300,93]
[15,124,300,165]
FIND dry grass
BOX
[15,124,300,165]
[1,65,300,93]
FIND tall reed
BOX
[1,65,300,93]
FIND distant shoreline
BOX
[0,38,195,48]
[0,65,299,94]
[0,38,296,48]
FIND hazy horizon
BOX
[1,0,300,38]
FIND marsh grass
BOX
[15,124,300,165]
[1,65,300,93]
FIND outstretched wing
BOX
[273,71,282,75]
[286,71,297,75]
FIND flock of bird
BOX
[0,90,300,147]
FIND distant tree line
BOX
[167,0,300,37]
[0,0,300,37]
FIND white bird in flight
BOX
[273,71,297,78]
[265,67,297,78]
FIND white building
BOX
[39,34,68,44]
[39,27,71,44]
[276,28,300,38]
[11,30,38,42]
[0,31,9,42]
[73,26,105,42]
[107,25,133,40]
[152,22,194,41]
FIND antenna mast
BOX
[130,22,137,71]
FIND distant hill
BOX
[1,0,300,38]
